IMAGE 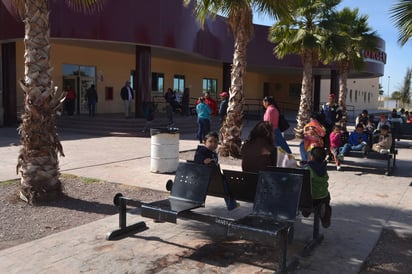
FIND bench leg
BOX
[119,196,127,228]
[276,228,288,274]
[393,153,397,168]
[302,207,324,257]
[106,195,148,240]
[385,158,391,176]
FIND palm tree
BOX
[390,0,412,46]
[11,0,104,204]
[322,8,379,126]
[399,67,411,107]
[183,0,289,157]
[268,0,341,138]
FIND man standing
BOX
[120,80,134,118]
[218,91,229,123]
[321,93,342,160]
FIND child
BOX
[329,125,343,171]
[194,131,219,165]
[372,125,392,153]
[304,147,332,228]
[339,123,369,157]
[365,115,376,134]
[299,113,326,163]
[376,114,391,131]
[194,132,239,210]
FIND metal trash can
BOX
[150,127,180,173]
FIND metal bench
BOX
[264,166,324,257]
[343,136,397,176]
[106,162,306,273]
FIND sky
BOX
[253,0,411,97]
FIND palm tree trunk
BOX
[338,62,349,128]
[17,0,65,204]
[295,50,313,139]
[219,7,252,158]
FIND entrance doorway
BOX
[63,76,95,114]
[62,64,96,115]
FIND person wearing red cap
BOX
[218,91,229,122]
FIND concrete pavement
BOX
[0,121,411,273]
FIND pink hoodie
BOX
[329,131,342,149]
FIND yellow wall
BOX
[15,41,135,113]
[151,57,222,99]
[12,41,304,114]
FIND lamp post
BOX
[387,76,390,98]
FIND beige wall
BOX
[321,78,380,116]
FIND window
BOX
[152,73,164,93]
[202,78,217,94]
[63,64,96,77]
[288,83,301,97]
[349,89,352,103]
[173,75,185,93]
[129,70,135,90]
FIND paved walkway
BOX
[0,120,411,273]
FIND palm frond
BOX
[390,0,412,45]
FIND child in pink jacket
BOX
[329,125,343,171]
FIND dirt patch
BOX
[0,175,168,251]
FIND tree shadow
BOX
[36,194,118,215]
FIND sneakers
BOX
[336,165,341,171]
[380,149,390,154]
[361,141,367,146]
[320,204,332,228]
[301,209,311,217]
[337,154,344,161]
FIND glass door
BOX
[62,64,96,115]
[62,76,78,114]
[79,77,95,114]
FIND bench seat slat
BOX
[141,198,203,223]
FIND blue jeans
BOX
[339,143,364,155]
[274,128,292,154]
[197,118,210,142]
[299,141,310,162]
[88,101,96,117]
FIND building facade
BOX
[1,0,385,126]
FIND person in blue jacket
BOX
[196,97,211,143]
[339,123,369,157]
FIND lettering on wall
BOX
[362,49,387,64]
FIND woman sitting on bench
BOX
[241,121,277,173]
